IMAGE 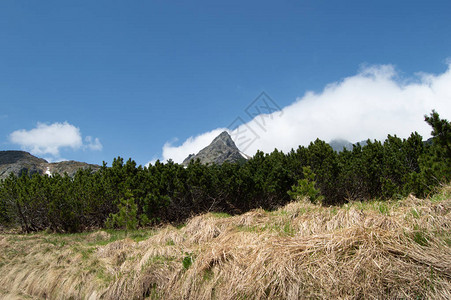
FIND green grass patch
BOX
[141,255,177,271]
[210,212,232,218]
[202,269,214,281]
[275,209,288,216]
[430,190,451,203]
[411,226,430,247]
[182,252,194,270]
[95,267,114,286]
[349,200,395,215]
[236,225,261,233]
[165,239,175,246]
[282,222,296,236]
[330,207,338,216]
[175,223,186,229]
[410,208,421,219]
[376,202,390,215]
[80,247,96,260]
[101,228,154,243]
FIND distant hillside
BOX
[329,139,354,152]
[182,131,247,166]
[0,151,47,179]
[0,151,100,180]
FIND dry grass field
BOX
[1,185,450,299]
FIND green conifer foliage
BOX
[421,110,451,187]
[106,190,138,231]
[288,166,324,203]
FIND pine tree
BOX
[106,190,138,233]
[288,166,324,204]
[420,110,451,187]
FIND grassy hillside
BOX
[1,186,450,299]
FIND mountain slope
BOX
[0,151,47,179]
[0,151,100,179]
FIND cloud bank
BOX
[9,122,102,160]
[160,63,451,164]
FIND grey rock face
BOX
[0,151,100,180]
[182,131,246,166]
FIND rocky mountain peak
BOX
[182,131,246,166]
[211,131,236,146]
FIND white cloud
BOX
[85,136,103,151]
[158,63,451,163]
[9,122,102,159]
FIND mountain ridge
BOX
[0,150,100,179]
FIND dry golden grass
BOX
[0,186,450,299]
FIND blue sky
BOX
[1,1,451,165]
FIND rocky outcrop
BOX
[182,131,246,166]
[0,151,100,180]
